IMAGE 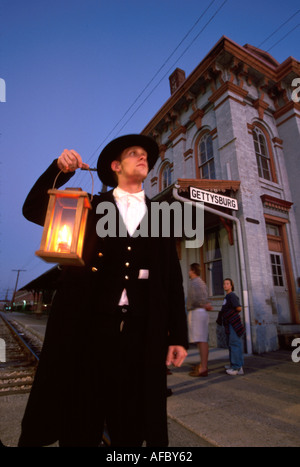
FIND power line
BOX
[266,23,299,52]
[82,0,219,169]
[257,8,300,48]
[64,0,229,195]
[73,0,224,192]
[20,248,40,270]
[76,0,228,195]
[108,0,228,141]
[74,0,227,195]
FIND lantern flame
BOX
[57,224,72,252]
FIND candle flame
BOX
[57,224,72,251]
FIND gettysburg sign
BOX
[189,186,238,211]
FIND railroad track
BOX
[0,312,111,446]
[0,312,41,396]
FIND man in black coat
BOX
[18,134,188,447]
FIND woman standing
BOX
[187,263,210,377]
[219,278,245,376]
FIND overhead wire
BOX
[257,9,300,48]
[266,23,299,52]
[74,0,228,192]
[114,0,228,137]
[81,0,219,170]
[38,3,299,195]
[85,3,299,174]
[101,0,296,147]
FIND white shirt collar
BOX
[113,186,145,203]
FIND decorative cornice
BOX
[177,178,241,193]
[151,176,158,187]
[274,100,300,120]
[276,56,300,82]
[247,123,254,134]
[184,149,193,161]
[222,38,278,80]
[159,144,167,161]
[272,137,283,149]
[142,36,299,136]
[208,81,248,105]
[189,109,204,129]
[210,127,218,139]
[168,125,186,143]
[261,194,293,213]
[253,98,269,119]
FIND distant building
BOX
[15,266,60,313]
[143,36,300,353]
[13,289,36,311]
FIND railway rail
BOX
[0,312,111,446]
[0,312,203,447]
[0,312,41,396]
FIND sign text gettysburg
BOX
[189,186,238,211]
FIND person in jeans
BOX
[219,278,245,376]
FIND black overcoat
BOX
[18,161,188,447]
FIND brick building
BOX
[142,36,300,353]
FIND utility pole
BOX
[11,269,26,310]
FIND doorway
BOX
[270,252,290,323]
[265,218,299,324]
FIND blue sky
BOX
[0,0,299,298]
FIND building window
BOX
[270,253,284,287]
[266,223,280,237]
[198,133,215,179]
[253,127,272,181]
[161,163,172,190]
[204,230,223,296]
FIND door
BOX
[270,252,290,324]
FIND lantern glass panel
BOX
[46,197,78,253]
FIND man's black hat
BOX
[97,134,159,188]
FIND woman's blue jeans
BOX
[226,324,244,369]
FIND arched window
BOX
[161,163,172,190]
[198,133,215,179]
[253,127,272,181]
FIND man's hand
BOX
[166,345,187,368]
[57,149,89,173]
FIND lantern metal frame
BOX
[35,170,93,266]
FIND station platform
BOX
[1,312,300,447]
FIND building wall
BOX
[276,109,300,253]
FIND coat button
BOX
[98,252,103,257]
[125,262,130,267]
[92,267,98,272]
[125,275,129,280]
[127,246,132,251]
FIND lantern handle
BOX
[53,168,94,202]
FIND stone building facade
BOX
[142,36,300,354]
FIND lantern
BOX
[35,173,93,266]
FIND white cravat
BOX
[113,186,146,236]
[113,186,147,305]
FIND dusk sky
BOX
[1,0,299,299]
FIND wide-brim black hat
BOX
[97,134,159,187]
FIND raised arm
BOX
[22,149,89,226]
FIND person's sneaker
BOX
[224,364,231,369]
[226,367,244,376]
